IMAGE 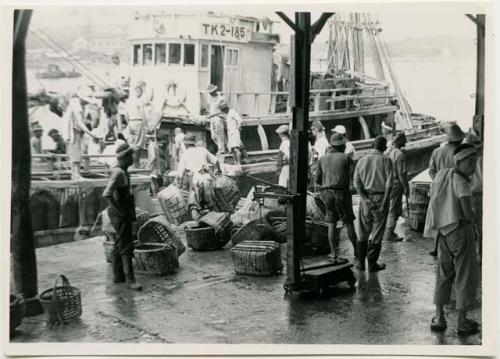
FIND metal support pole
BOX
[475,15,485,140]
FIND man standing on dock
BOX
[315,133,358,264]
[103,143,142,291]
[384,132,409,242]
[332,125,356,159]
[354,136,393,272]
[428,123,465,256]
[276,125,290,188]
[205,84,227,154]
[124,83,148,168]
[424,144,480,336]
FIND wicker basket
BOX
[306,193,326,221]
[271,221,288,244]
[132,207,151,235]
[409,182,430,205]
[264,209,286,226]
[231,240,283,276]
[199,212,233,248]
[39,275,82,326]
[137,215,186,256]
[231,219,278,246]
[102,237,114,263]
[134,243,179,275]
[304,220,330,255]
[213,175,241,213]
[157,184,190,225]
[10,294,26,334]
[185,223,220,251]
[409,207,427,231]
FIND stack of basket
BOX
[231,241,283,276]
[133,243,179,275]
[213,175,241,213]
[408,182,431,231]
[185,212,233,251]
[157,184,191,225]
[137,215,186,256]
[304,219,330,255]
[264,209,287,244]
[231,219,278,246]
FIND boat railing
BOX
[199,85,394,117]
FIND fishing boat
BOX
[35,64,82,79]
[127,11,446,193]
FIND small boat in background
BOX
[35,64,82,79]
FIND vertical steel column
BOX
[475,15,485,140]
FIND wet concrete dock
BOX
[10,219,481,345]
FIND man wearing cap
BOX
[219,100,247,165]
[174,127,186,165]
[47,128,67,154]
[103,143,142,291]
[428,123,465,256]
[30,124,44,155]
[276,125,290,187]
[311,120,330,159]
[354,136,393,272]
[205,84,225,116]
[332,125,356,159]
[316,133,358,264]
[176,132,222,220]
[124,83,148,168]
[424,144,480,335]
[383,131,409,242]
[464,133,483,264]
[64,86,99,180]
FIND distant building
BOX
[71,33,127,55]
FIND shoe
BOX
[327,255,348,265]
[387,233,404,242]
[430,317,447,332]
[457,319,480,336]
[429,250,438,257]
[127,282,143,291]
[368,263,386,272]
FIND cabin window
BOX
[143,44,153,65]
[200,44,209,68]
[155,43,166,65]
[231,49,239,66]
[184,44,195,65]
[226,49,239,67]
[133,44,141,65]
[168,43,181,65]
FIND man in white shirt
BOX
[107,53,129,89]
[332,125,356,159]
[124,83,148,167]
[276,125,290,187]
[311,120,330,159]
[219,100,247,165]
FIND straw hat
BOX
[330,133,347,146]
[206,84,218,93]
[446,124,465,142]
[116,143,134,159]
[183,132,196,145]
[275,124,289,134]
[76,85,96,104]
[332,125,347,135]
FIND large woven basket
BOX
[409,207,427,231]
[39,275,82,326]
[134,243,179,275]
[132,207,151,235]
[409,182,430,205]
[304,219,330,255]
[10,294,26,334]
[199,212,233,248]
[271,221,288,244]
[137,215,186,256]
[157,184,190,225]
[185,223,221,251]
[231,240,283,276]
[213,175,241,213]
[231,219,278,246]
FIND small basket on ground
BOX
[184,222,219,251]
[10,294,26,334]
[157,184,190,225]
[231,240,283,276]
[304,219,330,255]
[409,205,427,231]
[137,215,186,256]
[231,219,278,246]
[39,275,82,326]
[199,212,233,248]
[133,243,179,275]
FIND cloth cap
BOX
[206,84,218,93]
[446,124,465,142]
[311,120,324,131]
[76,85,96,104]
[463,133,482,146]
[183,132,197,145]
[332,125,347,135]
[276,124,290,134]
[394,131,407,143]
[116,143,134,159]
[218,99,229,110]
[453,143,477,162]
[330,133,347,146]
[32,124,43,132]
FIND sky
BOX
[29,5,477,44]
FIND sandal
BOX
[327,256,348,265]
[430,317,447,332]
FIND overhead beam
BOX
[276,12,300,33]
[310,13,335,42]
[465,14,485,29]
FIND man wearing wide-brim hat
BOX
[30,124,44,155]
[383,131,409,242]
[102,142,142,291]
[65,85,99,180]
[424,143,480,335]
[275,124,290,187]
[428,123,465,256]
[315,133,358,265]
[205,83,226,117]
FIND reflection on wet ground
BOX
[10,221,482,345]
